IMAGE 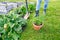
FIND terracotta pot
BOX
[33,23,43,30]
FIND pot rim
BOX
[33,23,43,28]
[33,23,43,26]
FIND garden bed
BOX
[0,6,27,40]
[0,2,36,40]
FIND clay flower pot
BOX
[33,23,43,30]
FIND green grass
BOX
[0,0,60,40]
[20,1,60,40]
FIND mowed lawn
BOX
[0,0,60,40]
[20,1,60,40]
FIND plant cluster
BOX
[0,10,27,40]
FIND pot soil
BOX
[33,23,43,30]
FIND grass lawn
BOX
[20,1,60,40]
[0,0,60,40]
